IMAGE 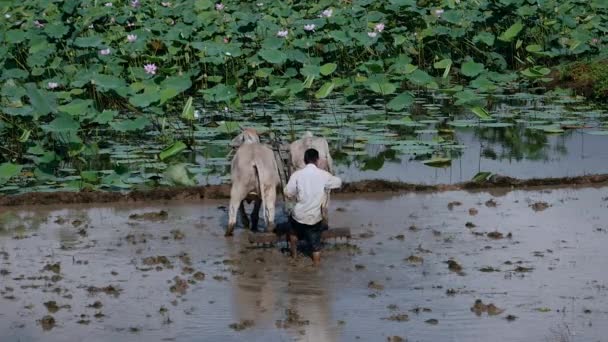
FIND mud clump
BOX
[129,210,168,221]
[447,201,462,210]
[388,336,406,342]
[530,202,550,212]
[479,266,500,272]
[171,230,185,240]
[425,318,439,325]
[169,276,189,295]
[178,253,192,265]
[143,256,172,268]
[43,301,61,313]
[405,255,423,264]
[506,314,518,321]
[469,208,478,216]
[88,301,103,309]
[485,199,498,207]
[487,231,504,239]
[471,299,504,316]
[354,264,366,270]
[383,313,409,322]
[229,319,255,331]
[276,308,309,328]
[39,315,56,330]
[446,260,462,272]
[368,281,385,291]
[193,271,205,281]
[514,266,534,273]
[87,285,121,297]
[465,222,476,228]
[43,263,60,274]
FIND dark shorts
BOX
[277,216,327,252]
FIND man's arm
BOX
[324,173,342,190]
[283,173,298,199]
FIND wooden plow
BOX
[247,137,351,246]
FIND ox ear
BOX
[229,132,243,147]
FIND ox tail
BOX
[252,162,270,226]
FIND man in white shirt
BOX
[282,148,342,266]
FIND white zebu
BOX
[225,128,280,237]
[287,131,335,226]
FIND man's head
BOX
[304,148,319,165]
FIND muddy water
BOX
[1,187,607,341]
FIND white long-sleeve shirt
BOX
[284,164,342,225]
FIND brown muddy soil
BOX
[2,173,608,207]
[1,186,608,341]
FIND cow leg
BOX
[239,202,250,230]
[226,186,246,237]
[250,198,262,232]
[263,186,277,233]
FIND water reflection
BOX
[230,241,338,341]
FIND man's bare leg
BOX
[312,252,321,266]
[289,234,298,259]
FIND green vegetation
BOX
[556,57,608,100]
[0,0,607,192]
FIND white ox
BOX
[288,131,335,226]
[288,131,334,174]
[225,128,280,237]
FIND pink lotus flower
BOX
[33,20,44,28]
[304,24,316,32]
[161,2,171,7]
[144,63,157,75]
[277,29,288,38]
[127,34,137,42]
[591,38,599,44]
[367,32,377,38]
[131,0,140,8]
[320,8,333,18]
[99,48,111,55]
[47,82,59,89]
[215,3,224,10]
[127,22,135,27]
[223,37,229,43]
[374,23,385,32]
[434,9,444,17]
[105,2,112,6]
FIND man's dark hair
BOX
[304,148,319,165]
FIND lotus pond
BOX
[1,90,608,194]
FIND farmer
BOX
[280,148,342,266]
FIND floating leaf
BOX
[422,157,452,167]
[0,163,23,185]
[461,60,485,77]
[471,172,492,182]
[320,63,338,76]
[159,141,187,161]
[471,106,491,119]
[110,117,151,132]
[315,81,335,99]
[387,92,415,111]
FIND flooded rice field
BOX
[1,186,607,341]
